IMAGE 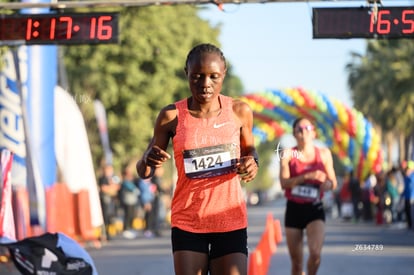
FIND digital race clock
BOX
[313,6,414,39]
[0,12,119,45]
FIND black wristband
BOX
[254,157,259,167]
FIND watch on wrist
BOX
[254,157,259,167]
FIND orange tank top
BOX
[171,95,247,233]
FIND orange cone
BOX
[266,213,274,234]
[248,213,281,275]
[248,250,264,275]
[256,228,276,273]
[273,219,283,244]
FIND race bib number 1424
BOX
[183,143,238,179]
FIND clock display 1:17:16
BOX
[4,13,118,45]
[26,15,112,41]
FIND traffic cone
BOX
[266,212,274,233]
[248,213,280,275]
[248,250,264,275]
[255,226,276,273]
[273,219,283,244]
[266,213,277,252]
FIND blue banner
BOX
[22,0,58,227]
[0,50,27,189]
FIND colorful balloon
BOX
[240,88,382,180]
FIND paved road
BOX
[2,198,414,274]
[268,201,414,275]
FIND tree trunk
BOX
[398,131,405,164]
[404,130,414,161]
[406,129,414,161]
[385,132,393,168]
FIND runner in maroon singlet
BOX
[279,117,337,275]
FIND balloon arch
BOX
[240,87,383,181]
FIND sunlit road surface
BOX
[1,198,414,274]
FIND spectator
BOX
[136,177,155,238]
[386,167,402,222]
[145,167,166,237]
[348,170,362,222]
[403,160,414,230]
[361,174,376,221]
[373,172,390,225]
[339,172,352,220]
[98,164,120,240]
[119,165,140,239]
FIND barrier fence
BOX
[11,183,101,247]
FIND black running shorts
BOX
[171,227,248,259]
[284,200,325,230]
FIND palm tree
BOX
[346,40,414,165]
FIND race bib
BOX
[183,143,238,179]
[291,184,320,200]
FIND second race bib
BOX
[291,184,320,200]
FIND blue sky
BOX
[199,0,413,108]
